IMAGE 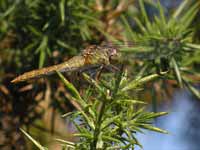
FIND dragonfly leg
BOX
[95,65,104,81]
[104,64,119,72]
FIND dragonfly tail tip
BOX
[11,78,18,83]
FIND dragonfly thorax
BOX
[83,45,117,66]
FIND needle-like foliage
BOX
[111,0,200,99]
[0,0,101,149]
[0,0,100,69]
[21,70,168,150]
[2,0,200,149]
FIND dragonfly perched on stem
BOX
[11,45,118,83]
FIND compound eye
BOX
[109,48,117,56]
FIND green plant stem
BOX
[91,100,107,150]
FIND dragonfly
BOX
[11,45,118,83]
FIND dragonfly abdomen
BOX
[11,66,58,83]
[11,56,85,83]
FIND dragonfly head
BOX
[95,45,118,65]
[103,46,119,63]
[106,46,117,58]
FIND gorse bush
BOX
[110,0,200,100]
[0,0,100,149]
[0,0,99,69]
[21,71,168,150]
[1,0,200,150]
